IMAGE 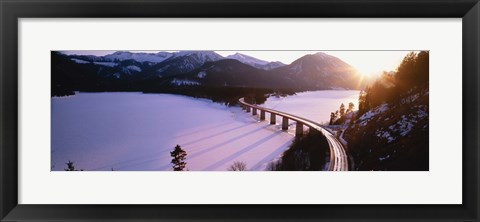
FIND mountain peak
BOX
[111,51,131,55]
[171,51,224,62]
[226,53,285,70]
[276,52,363,89]
[104,51,174,63]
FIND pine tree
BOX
[170,145,187,171]
[339,103,345,117]
[65,160,76,171]
[329,112,336,125]
[64,160,84,171]
[347,102,355,113]
[358,90,367,115]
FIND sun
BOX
[326,51,411,77]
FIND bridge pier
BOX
[260,110,265,120]
[242,105,246,111]
[270,113,276,124]
[296,122,304,136]
[252,108,257,115]
[282,117,288,130]
[246,106,251,113]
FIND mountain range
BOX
[52,50,366,96]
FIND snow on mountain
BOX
[152,51,225,77]
[352,100,427,149]
[383,105,427,139]
[104,51,173,63]
[55,50,362,90]
[354,101,427,141]
[227,53,269,66]
[227,53,285,70]
[126,65,142,72]
[94,62,117,67]
[104,51,283,71]
[120,65,143,75]
[357,103,389,126]
[70,58,89,64]
[171,51,224,63]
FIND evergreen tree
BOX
[395,51,429,92]
[170,145,187,171]
[65,160,76,171]
[358,90,367,115]
[347,102,355,113]
[64,160,83,171]
[329,112,336,125]
[339,103,345,117]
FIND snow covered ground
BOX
[51,92,294,171]
[262,90,360,124]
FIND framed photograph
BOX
[1,0,479,221]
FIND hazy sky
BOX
[60,50,412,76]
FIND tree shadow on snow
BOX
[181,123,253,147]
[187,124,272,161]
[203,130,285,171]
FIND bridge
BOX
[238,98,348,171]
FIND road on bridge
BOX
[321,128,349,171]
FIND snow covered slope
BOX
[343,88,429,171]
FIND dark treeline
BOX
[143,86,295,106]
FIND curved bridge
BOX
[239,98,348,171]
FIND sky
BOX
[60,50,412,76]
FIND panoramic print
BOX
[51,50,429,171]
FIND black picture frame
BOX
[1,0,479,221]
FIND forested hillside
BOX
[341,51,429,170]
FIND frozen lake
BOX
[262,90,360,124]
[51,90,359,171]
[51,92,293,171]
